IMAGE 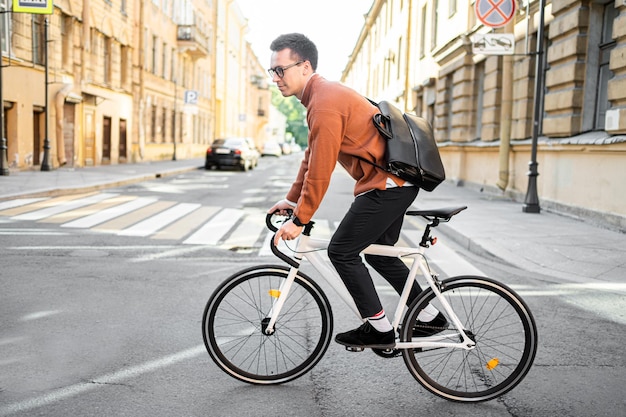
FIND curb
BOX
[0,165,203,202]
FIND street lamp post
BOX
[522,0,546,213]
[0,9,8,175]
[172,78,177,161]
[40,17,51,171]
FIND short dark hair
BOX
[270,33,318,71]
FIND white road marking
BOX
[0,345,206,417]
[183,208,244,245]
[11,193,118,221]
[118,203,201,237]
[62,197,158,228]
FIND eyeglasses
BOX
[267,61,304,78]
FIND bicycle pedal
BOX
[345,346,365,352]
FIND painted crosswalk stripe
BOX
[11,193,119,221]
[0,198,47,211]
[183,208,244,245]
[152,206,220,241]
[118,203,201,237]
[0,193,95,217]
[220,209,266,249]
[62,197,158,228]
[94,201,176,232]
[42,195,137,224]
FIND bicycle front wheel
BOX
[202,265,333,384]
[401,276,537,402]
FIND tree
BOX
[270,87,308,146]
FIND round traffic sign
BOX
[475,0,516,28]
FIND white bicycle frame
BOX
[265,232,476,351]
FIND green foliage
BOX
[270,87,309,146]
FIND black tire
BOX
[401,276,537,402]
[202,265,333,384]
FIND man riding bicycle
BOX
[267,33,447,349]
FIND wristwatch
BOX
[292,215,305,227]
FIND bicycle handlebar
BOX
[266,211,300,268]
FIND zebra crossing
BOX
[0,191,485,276]
[0,192,345,255]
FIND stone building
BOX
[342,0,626,230]
[0,0,270,170]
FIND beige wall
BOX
[343,0,626,230]
[2,0,270,170]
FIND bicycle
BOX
[202,206,538,402]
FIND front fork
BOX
[262,263,301,335]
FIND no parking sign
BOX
[475,0,516,28]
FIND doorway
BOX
[102,116,111,164]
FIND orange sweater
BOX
[286,75,403,223]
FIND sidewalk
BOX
[1,159,624,285]
[0,158,204,200]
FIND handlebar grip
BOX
[266,212,280,232]
[265,211,300,268]
[265,209,294,232]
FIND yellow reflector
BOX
[486,358,499,370]
[268,289,281,298]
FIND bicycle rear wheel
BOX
[202,265,333,384]
[401,276,537,402]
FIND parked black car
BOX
[205,137,259,171]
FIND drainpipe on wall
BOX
[54,84,73,166]
[496,22,515,191]
[403,0,413,112]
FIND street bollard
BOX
[0,137,9,176]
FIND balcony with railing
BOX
[177,24,209,58]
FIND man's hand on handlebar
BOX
[267,199,296,217]
[268,200,303,246]
[273,219,303,246]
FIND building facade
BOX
[0,0,270,170]
[343,0,626,230]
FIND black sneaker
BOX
[413,312,449,337]
[335,322,395,348]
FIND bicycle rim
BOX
[202,265,333,384]
[402,276,538,402]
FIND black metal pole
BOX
[40,17,51,171]
[522,0,545,213]
[0,11,8,175]
[172,79,177,161]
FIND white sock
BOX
[417,303,439,322]
[367,310,393,332]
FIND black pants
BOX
[328,186,421,318]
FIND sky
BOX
[236,0,373,81]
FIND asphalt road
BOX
[1,154,624,416]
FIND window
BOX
[420,5,427,58]
[152,35,158,74]
[1,0,9,54]
[445,76,454,140]
[162,41,167,78]
[151,105,157,142]
[162,107,167,142]
[594,2,617,130]
[171,47,176,81]
[449,0,457,18]
[61,15,73,70]
[397,37,402,80]
[171,110,176,143]
[32,15,46,65]
[104,37,112,85]
[121,45,130,88]
[431,0,439,51]
[474,61,485,140]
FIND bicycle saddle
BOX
[406,206,467,220]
